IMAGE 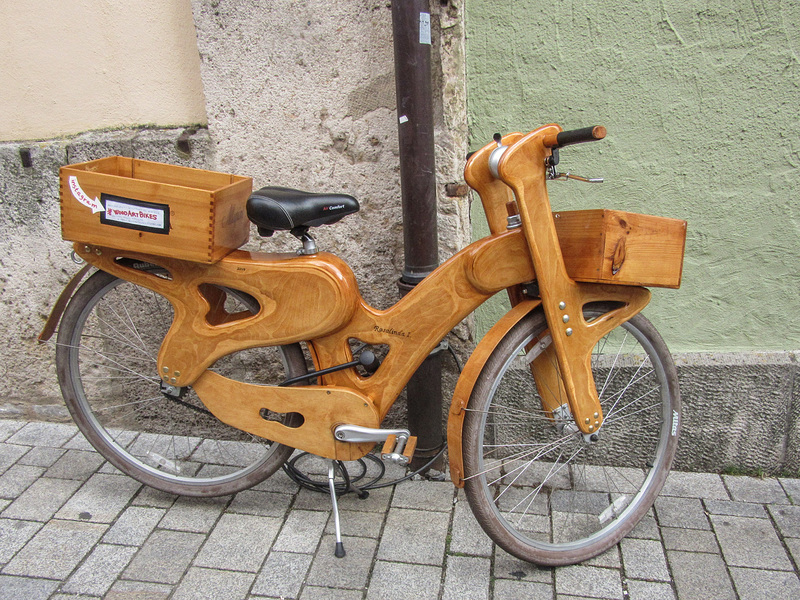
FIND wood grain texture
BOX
[192,372,379,460]
[73,244,361,387]
[497,125,652,434]
[61,157,251,263]
[464,132,524,234]
[554,210,686,288]
[306,229,537,422]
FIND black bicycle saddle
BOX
[247,186,360,236]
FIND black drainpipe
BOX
[391,0,444,471]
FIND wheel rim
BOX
[62,275,296,490]
[468,313,674,553]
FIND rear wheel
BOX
[56,268,307,496]
[463,305,680,565]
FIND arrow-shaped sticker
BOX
[68,176,104,214]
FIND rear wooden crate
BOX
[554,209,687,289]
[60,156,252,263]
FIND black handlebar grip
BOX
[554,126,607,147]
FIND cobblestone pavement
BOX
[1,419,799,599]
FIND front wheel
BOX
[462,305,680,566]
[56,268,307,497]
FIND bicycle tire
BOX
[462,305,680,565]
[56,268,307,497]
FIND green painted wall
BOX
[465,0,800,353]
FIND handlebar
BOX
[543,126,606,149]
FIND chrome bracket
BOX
[333,425,413,465]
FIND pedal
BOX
[381,434,417,466]
[332,424,416,466]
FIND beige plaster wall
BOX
[0,0,207,142]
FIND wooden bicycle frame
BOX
[71,124,651,480]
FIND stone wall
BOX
[0,127,214,420]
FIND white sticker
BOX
[101,194,169,234]
[419,12,431,45]
[68,176,104,214]
[399,115,409,124]
[671,410,679,436]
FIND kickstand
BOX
[328,461,346,558]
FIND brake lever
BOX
[548,169,604,183]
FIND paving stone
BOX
[158,495,229,533]
[0,464,45,499]
[16,445,65,467]
[583,544,622,569]
[250,468,301,495]
[97,460,125,476]
[228,489,292,518]
[661,471,729,500]
[131,485,178,509]
[0,499,9,512]
[292,488,334,511]
[767,504,800,538]
[654,496,710,530]
[778,477,800,504]
[785,537,800,566]
[336,485,393,513]
[493,547,553,583]
[703,499,768,518]
[660,527,720,553]
[365,560,442,600]
[620,537,670,581]
[722,475,790,504]
[56,473,141,523]
[555,565,623,599]
[493,578,553,600]
[0,420,25,442]
[299,586,364,600]
[711,514,793,570]
[45,449,105,480]
[62,431,100,452]
[122,529,205,584]
[1,477,82,521]
[729,566,800,600]
[102,506,165,546]
[0,518,42,563]
[449,497,493,557]
[667,550,736,600]
[6,422,78,448]
[252,551,313,598]
[0,574,59,600]
[194,513,281,572]
[171,566,254,600]
[307,534,377,589]
[324,507,385,539]
[628,511,660,540]
[442,555,490,600]
[106,579,172,600]
[377,507,449,566]
[3,519,106,579]
[626,579,676,600]
[273,509,329,554]
[391,479,454,512]
[0,443,28,475]
[62,543,138,596]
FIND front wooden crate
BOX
[60,157,252,263]
[554,209,687,289]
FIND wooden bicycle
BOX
[42,123,686,565]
